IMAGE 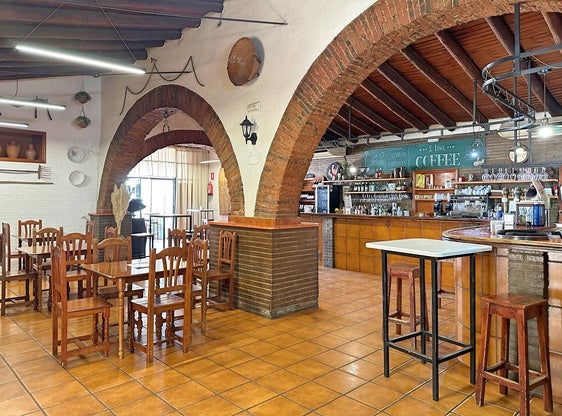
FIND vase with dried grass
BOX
[111,183,130,236]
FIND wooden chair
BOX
[1,222,40,315]
[130,246,192,364]
[192,223,210,241]
[31,227,60,308]
[57,229,93,299]
[85,219,95,235]
[94,237,144,334]
[18,219,43,241]
[192,231,237,333]
[51,246,112,367]
[16,219,42,268]
[167,228,188,248]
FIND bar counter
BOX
[442,225,562,403]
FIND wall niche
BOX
[0,127,46,163]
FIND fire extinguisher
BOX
[207,181,214,196]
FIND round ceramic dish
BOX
[69,170,86,186]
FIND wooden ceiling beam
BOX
[0,23,181,42]
[401,45,487,123]
[377,62,455,127]
[435,29,512,118]
[0,5,202,30]
[337,107,379,136]
[346,98,400,133]
[542,12,562,50]
[360,78,427,130]
[486,15,562,116]
[326,122,349,138]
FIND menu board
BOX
[361,138,485,174]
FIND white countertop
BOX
[366,238,492,258]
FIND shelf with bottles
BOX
[340,180,411,194]
[299,177,317,213]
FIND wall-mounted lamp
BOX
[240,115,257,145]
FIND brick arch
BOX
[255,0,561,218]
[97,84,244,215]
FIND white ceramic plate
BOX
[69,170,86,186]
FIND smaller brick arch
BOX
[97,85,244,215]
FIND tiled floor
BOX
[1,267,559,415]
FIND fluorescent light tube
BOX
[16,44,146,75]
[0,120,29,128]
[0,97,65,110]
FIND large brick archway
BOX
[96,84,244,215]
[255,0,561,219]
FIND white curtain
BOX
[128,146,209,229]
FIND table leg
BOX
[419,258,427,358]
[382,251,390,377]
[469,254,476,384]
[118,279,125,359]
[431,258,439,401]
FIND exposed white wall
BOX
[0,77,101,232]
[100,0,376,216]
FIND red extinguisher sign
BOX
[207,181,214,196]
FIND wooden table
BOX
[366,238,492,401]
[18,244,52,311]
[82,259,186,359]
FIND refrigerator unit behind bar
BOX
[315,184,341,213]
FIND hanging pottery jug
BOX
[25,144,37,160]
[6,141,20,159]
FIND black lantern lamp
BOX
[240,115,258,145]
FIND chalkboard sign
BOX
[362,138,484,174]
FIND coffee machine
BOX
[433,199,452,217]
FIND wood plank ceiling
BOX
[0,1,562,147]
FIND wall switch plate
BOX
[247,101,261,112]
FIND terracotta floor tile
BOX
[230,358,280,379]
[264,333,301,348]
[314,369,367,394]
[32,379,90,408]
[383,395,449,416]
[339,359,383,380]
[220,381,277,408]
[248,396,309,416]
[261,349,305,368]
[285,358,334,379]
[179,395,242,415]
[208,348,254,367]
[0,379,28,402]
[256,369,308,393]
[0,393,40,415]
[283,381,341,410]
[79,369,134,392]
[95,380,152,409]
[44,394,108,416]
[285,340,329,358]
[315,396,378,416]
[158,380,214,408]
[137,368,192,392]
[196,369,248,393]
[175,357,225,379]
[236,340,280,358]
[312,349,357,368]
[347,382,404,410]
[111,394,175,416]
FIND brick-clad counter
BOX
[209,218,319,318]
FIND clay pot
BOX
[25,144,37,160]
[6,141,20,159]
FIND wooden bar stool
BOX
[475,293,552,416]
[387,262,428,348]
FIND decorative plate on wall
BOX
[69,170,86,186]
[227,37,262,86]
[67,146,86,163]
